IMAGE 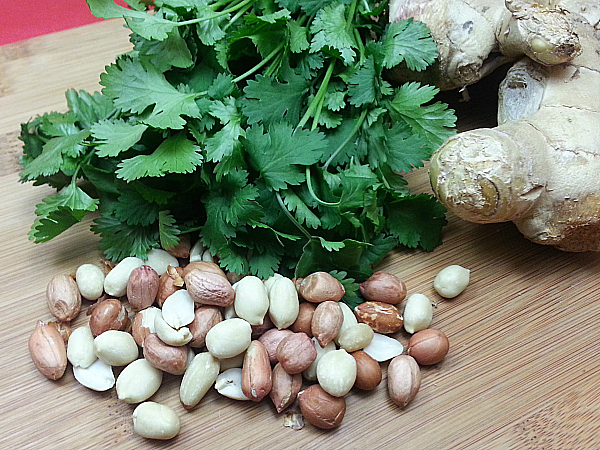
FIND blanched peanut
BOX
[433,265,470,298]
[132,402,180,440]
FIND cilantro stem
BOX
[177,0,255,27]
[323,107,368,170]
[275,192,312,240]
[222,1,253,32]
[231,41,285,84]
[346,0,359,30]
[305,166,341,207]
[296,59,336,132]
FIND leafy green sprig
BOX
[19,0,456,282]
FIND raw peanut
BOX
[156,270,182,307]
[154,312,193,346]
[290,302,316,336]
[263,273,284,293]
[407,328,450,365]
[354,301,404,334]
[145,248,179,276]
[189,238,204,262]
[181,260,227,279]
[47,320,73,344]
[184,269,235,307]
[67,326,96,369]
[351,350,382,391]
[215,368,250,400]
[359,271,407,304]
[188,306,223,348]
[302,337,335,382]
[161,289,195,329]
[180,352,220,410]
[223,303,238,320]
[94,330,139,366]
[298,272,345,303]
[241,341,273,402]
[433,265,470,298]
[297,384,346,430]
[270,363,302,413]
[311,301,343,348]
[104,256,144,297]
[88,298,129,336]
[73,359,115,391]
[126,265,159,311]
[258,328,294,365]
[116,358,163,403]
[132,402,180,440]
[268,276,300,329]
[336,323,374,352]
[316,349,357,397]
[226,271,244,285]
[75,263,105,301]
[388,355,421,409]
[233,276,270,325]
[143,333,189,375]
[276,332,317,374]
[363,333,404,362]
[403,293,434,334]
[218,352,246,372]
[205,318,252,359]
[334,302,358,345]
[131,306,161,347]
[250,314,274,339]
[28,320,68,380]
[166,233,191,258]
[46,274,82,322]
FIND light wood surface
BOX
[2,19,600,450]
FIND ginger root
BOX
[428,7,600,251]
[389,0,599,90]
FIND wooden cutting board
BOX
[2,19,600,450]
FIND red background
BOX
[0,0,129,46]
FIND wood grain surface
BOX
[2,19,600,450]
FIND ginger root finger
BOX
[430,18,600,251]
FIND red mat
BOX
[1,0,129,46]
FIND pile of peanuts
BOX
[28,236,470,439]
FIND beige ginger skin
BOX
[391,0,600,251]
[389,0,599,90]
[428,8,600,251]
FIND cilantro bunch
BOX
[19,0,456,282]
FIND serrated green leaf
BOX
[116,132,202,180]
[91,119,148,157]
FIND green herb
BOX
[19,0,456,282]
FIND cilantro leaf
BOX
[379,19,438,71]
[116,132,202,180]
[91,213,158,261]
[158,210,180,250]
[244,123,326,191]
[310,3,356,64]
[287,19,309,53]
[90,119,148,157]
[242,74,310,126]
[385,194,447,251]
[388,82,456,149]
[29,182,99,243]
[20,129,90,182]
[101,57,200,129]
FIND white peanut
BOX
[116,359,163,403]
[233,276,270,325]
[268,276,300,329]
[75,264,105,300]
[132,402,180,440]
[104,256,144,297]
